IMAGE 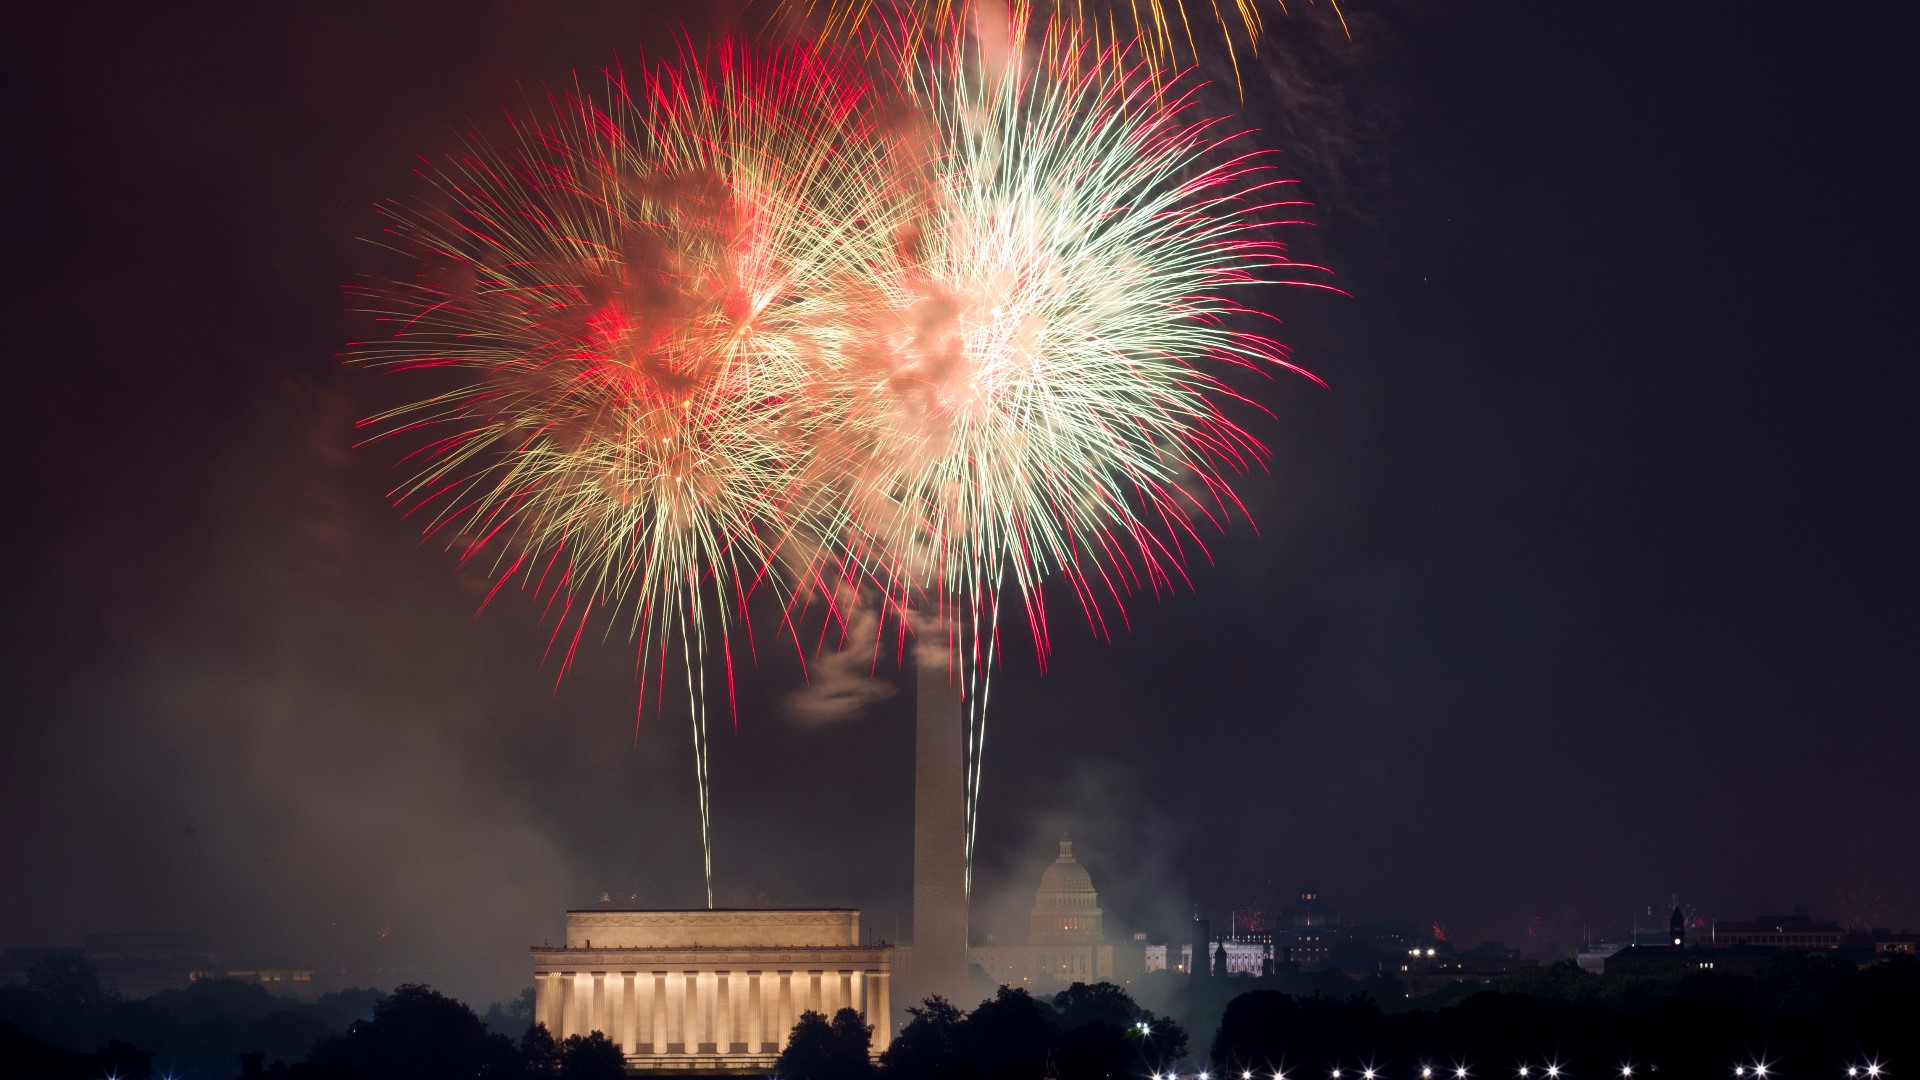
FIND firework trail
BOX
[781,0,1349,93]
[796,16,1340,885]
[344,39,911,907]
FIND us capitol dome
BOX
[971,838,1146,988]
[1029,839,1106,944]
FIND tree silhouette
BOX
[780,1008,876,1080]
[828,1008,877,1079]
[27,957,116,1010]
[558,1030,626,1079]
[520,1022,559,1075]
[879,996,965,1080]
[958,987,1053,1080]
[307,983,517,1080]
[1053,981,1188,1070]
[484,988,538,1036]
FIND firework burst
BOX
[348,19,1335,900]
[795,20,1339,878]
[345,39,908,906]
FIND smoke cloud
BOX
[785,591,900,724]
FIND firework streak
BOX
[346,19,1336,903]
[785,0,1349,92]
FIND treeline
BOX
[1209,955,1919,1080]
[0,979,617,1080]
[3,954,1916,1079]
[0,957,382,1078]
[778,982,1189,1080]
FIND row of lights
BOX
[1129,1024,1885,1080]
[1148,1061,1886,1080]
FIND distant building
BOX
[970,840,1145,988]
[1402,944,1537,996]
[1605,943,1763,976]
[1575,940,1630,974]
[1276,884,1341,969]
[1604,907,1881,977]
[0,935,312,998]
[1710,911,1845,949]
[1143,943,1192,974]
[1867,930,1920,956]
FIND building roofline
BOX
[563,908,859,914]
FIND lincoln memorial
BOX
[531,908,894,1071]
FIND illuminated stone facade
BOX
[531,909,893,1072]
[970,840,1124,988]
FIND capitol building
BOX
[969,839,1143,988]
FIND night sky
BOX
[4,2,1915,1006]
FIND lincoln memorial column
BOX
[650,973,667,1055]
[559,973,577,1039]
[713,972,732,1053]
[746,971,764,1052]
[590,971,606,1035]
[770,972,790,1052]
[537,972,562,1034]
[728,973,746,1051]
[778,972,794,1039]
[849,970,865,1021]
[620,973,637,1054]
[666,972,685,1053]
[872,971,891,1051]
[695,972,716,1053]
[683,972,698,1045]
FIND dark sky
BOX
[3,2,1915,1007]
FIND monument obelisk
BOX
[910,632,968,1007]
